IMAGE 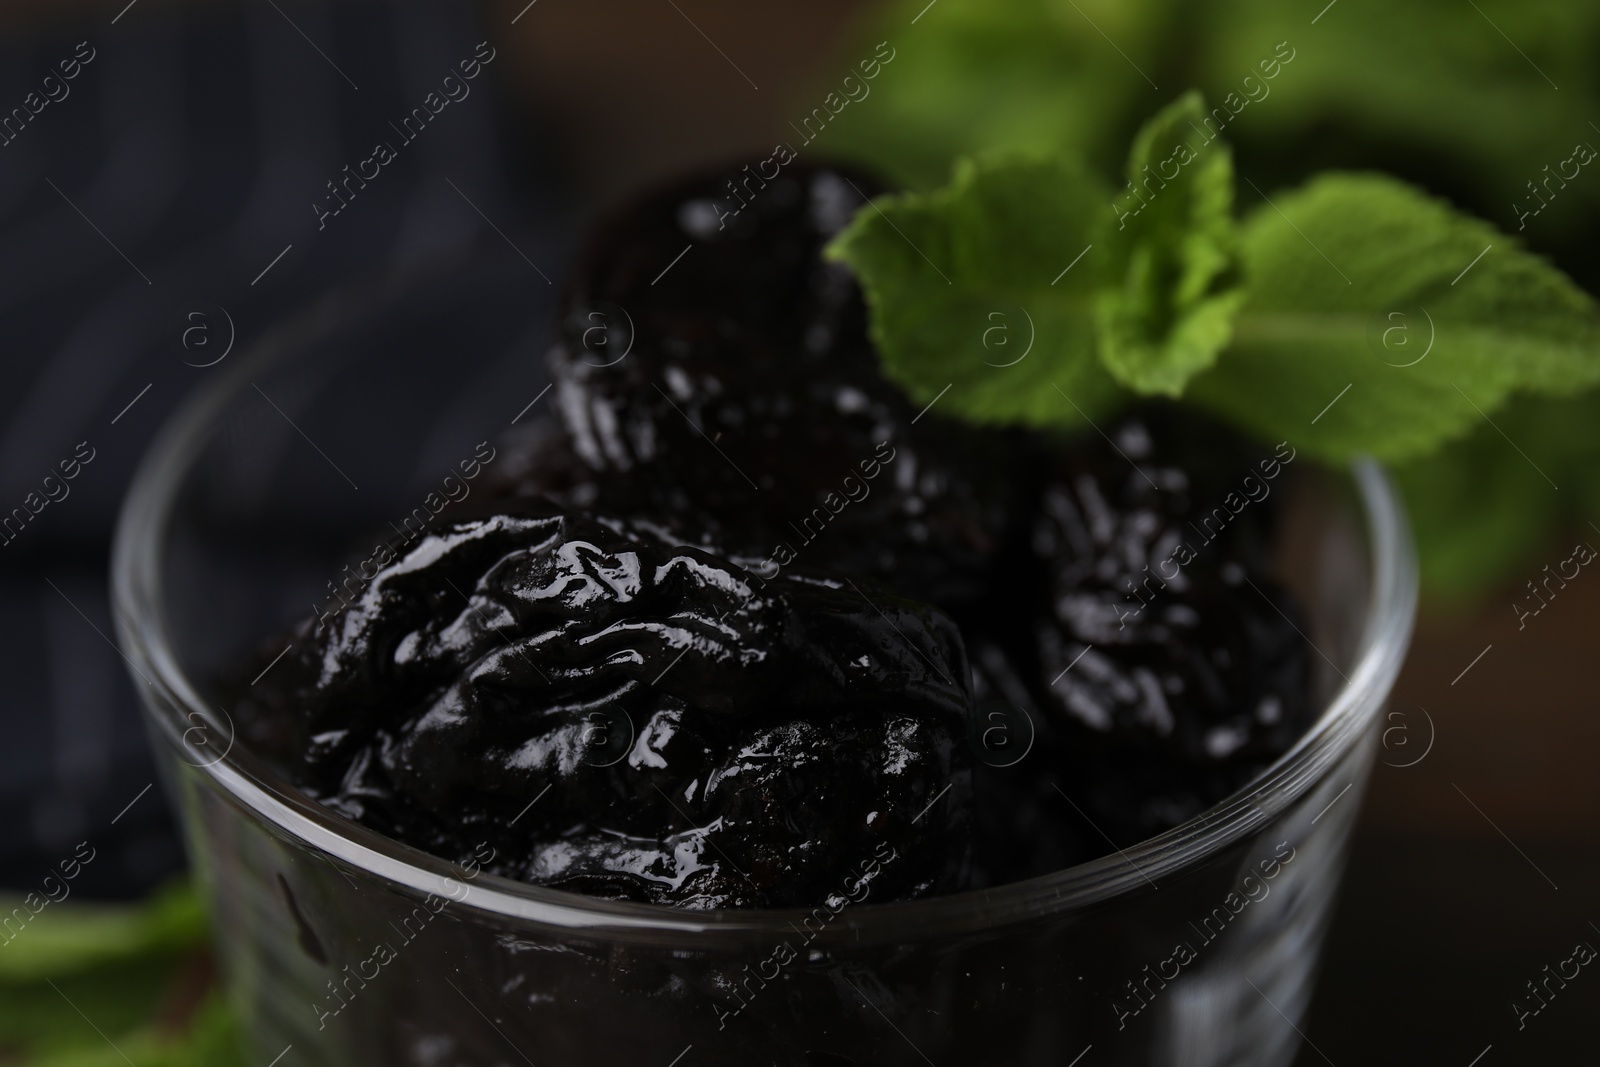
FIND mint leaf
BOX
[1393,390,1600,597]
[1200,0,1600,238]
[821,0,1179,189]
[1185,174,1600,461]
[0,883,206,981]
[1096,92,1244,395]
[829,0,1600,252]
[826,154,1124,428]
[0,883,240,1065]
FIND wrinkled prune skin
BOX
[241,501,972,909]
[520,161,1038,609]
[968,409,1312,852]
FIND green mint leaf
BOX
[1185,173,1600,461]
[0,882,205,982]
[826,154,1124,428]
[1095,91,1245,396]
[821,0,1178,189]
[831,0,1600,247]
[1394,389,1600,597]
[1199,0,1600,240]
[0,883,247,1065]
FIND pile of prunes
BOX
[236,162,1312,910]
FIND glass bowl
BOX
[112,256,1416,1067]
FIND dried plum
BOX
[240,500,973,909]
[998,408,1313,848]
[520,160,1037,609]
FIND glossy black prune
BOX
[241,501,973,909]
[992,409,1313,849]
[527,160,1036,609]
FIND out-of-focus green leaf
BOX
[821,0,1179,189]
[0,956,188,1052]
[830,0,1600,214]
[0,883,245,1067]
[1393,391,1600,598]
[19,993,246,1067]
[0,883,207,981]
[1200,0,1600,220]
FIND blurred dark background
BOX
[0,1,1595,1064]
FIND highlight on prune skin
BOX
[520,159,1039,610]
[236,501,974,910]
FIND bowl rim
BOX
[111,280,1419,948]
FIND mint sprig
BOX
[828,95,1600,466]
